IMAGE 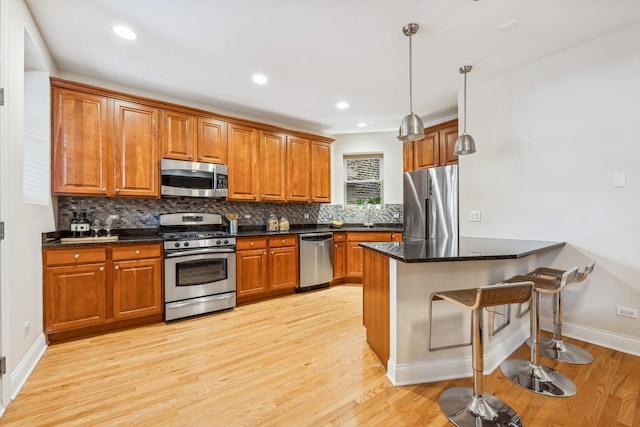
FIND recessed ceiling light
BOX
[252,74,268,85]
[357,122,367,128]
[336,102,349,109]
[113,25,138,40]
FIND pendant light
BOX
[397,23,425,142]
[454,65,476,155]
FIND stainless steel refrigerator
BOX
[403,165,459,240]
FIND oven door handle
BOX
[165,247,236,258]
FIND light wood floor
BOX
[2,285,639,426]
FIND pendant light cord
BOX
[409,34,414,114]
[463,69,467,134]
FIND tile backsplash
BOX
[57,197,403,231]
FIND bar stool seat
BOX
[527,262,595,364]
[500,267,579,398]
[436,280,534,427]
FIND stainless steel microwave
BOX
[161,159,228,198]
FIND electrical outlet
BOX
[24,321,30,337]
[244,214,252,219]
[616,306,638,318]
[108,214,120,220]
[393,213,400,219]
[469,211,481,222]
[304,213,310,219]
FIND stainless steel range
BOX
[160,213,236,321]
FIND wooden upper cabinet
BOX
[402,141,414,173]
[438,123,459,167]
[161,111,227,164]
[161,109,196,161]
[259,130,287,202]
[113,100,159,197]
[311,140,331,203]
[52,87,113,196]
[197,117,228,164]
[413,132,439,170]
[404,119,458,172]
[227,123,259,201]
[286,136,311,202]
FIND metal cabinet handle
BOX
[74,254,80,259]
[253,195,257,199]
[188,155,193,160]
[250,242,254,246]
[114,265,120,270]
[115,188,120,193]
[263,251,267,255]
[101,188,106,192]
[271,250,274,255]
[99,266,104,271]
[198,156,203,160]
[135,250,140,255]
[282,240,285,244]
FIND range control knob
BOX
[216,240,222,245]
[223,239,229,245]
[184,242,190,247]
[174,242,180,248]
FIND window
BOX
[343,154,383,208]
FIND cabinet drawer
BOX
[45,247,107,266]
[112,243,162,261]
[347,232,392,242]
[237,237,267,251]
[333,232,347,242]
[268,235,297,248]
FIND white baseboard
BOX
[387,322,529,386]
[386,320,640,386]
[540,318,640,357]
[9,333,47,402]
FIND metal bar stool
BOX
[437,280,534,427]
[527,262,595,364]
[500,267,579,398]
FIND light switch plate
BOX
[613,173,626,188]
[469,211,481,222]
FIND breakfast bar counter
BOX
[360,237,564,386]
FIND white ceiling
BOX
[25,0,640,136]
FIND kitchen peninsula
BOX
[360,237,564,386]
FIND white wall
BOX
[1,0,57,406]
[459,23,640,351]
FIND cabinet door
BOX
[112,257,162,320]
[259,130,287,202]
[403,141,414,172]
[391,232,403,242]
[311,140,331,203]
[333,241,347,280]
[161,109,196,161]
[52,88,112,196]
[236,249,268,297]
[413,132,439,170]
[44,263,107,332]
[286,136,311,202]
[227,124,259,201]
[198,117,228,164]
[346,242,364,279]
[114,100,159,197]
[269,246,298,290]
[438,124,459,167]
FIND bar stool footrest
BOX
[499,359,576,397]
[439,387,523,427]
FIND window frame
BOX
[343,153,384,209]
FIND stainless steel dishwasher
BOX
[298,232,333,291]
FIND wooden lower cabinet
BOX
[332,232,347,281]
[362,248,390,368]
[236,235,298,304]
[43,243,163,342]
[345,232,394,282]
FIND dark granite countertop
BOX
[360,237,565,263]
[42,224,403,248]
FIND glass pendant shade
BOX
[453,133,476,155]
[398,113,425,142]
